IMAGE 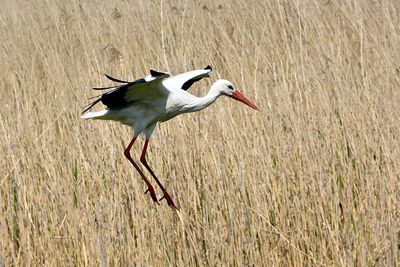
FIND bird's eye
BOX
[227,85,234,90]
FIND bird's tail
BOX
[80,110,109,119]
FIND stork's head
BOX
[212,79,259,111]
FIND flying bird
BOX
[81,65,258,210]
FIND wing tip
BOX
[81,97,102,115]
[204,65,212,71]
[104,73,130,83]
[150,69,169,77]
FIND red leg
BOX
[124,136,158,204]
[140,139,179,210]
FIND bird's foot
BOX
[159,191,179,210]
[144,186,159,204]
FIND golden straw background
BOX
[1,0,399,265]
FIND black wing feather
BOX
[150,69,167,77]
[100,86,131,108]
[181,65,212,91]
[81,98,102,114]
[182,77,203,90]
[92,85,120,90]
[104,73,130,83]
[82,77,147,114]
[100,78,147,109]
[81,68,168,114]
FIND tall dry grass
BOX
[1,0,399,266]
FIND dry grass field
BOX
[1,0,399,266]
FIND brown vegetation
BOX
[1,0,399,265]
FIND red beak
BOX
[230,90,259,111]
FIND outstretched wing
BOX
[82,70,170,114]
[162,65,212,91]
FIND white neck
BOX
[184,88,221,112]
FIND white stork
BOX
[81,65,258,210]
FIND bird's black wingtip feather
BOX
[204,65,212,71]
[81,98,102,115]
[150,69,168,77]
[92,85,119,90]
[104,73,130,84]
